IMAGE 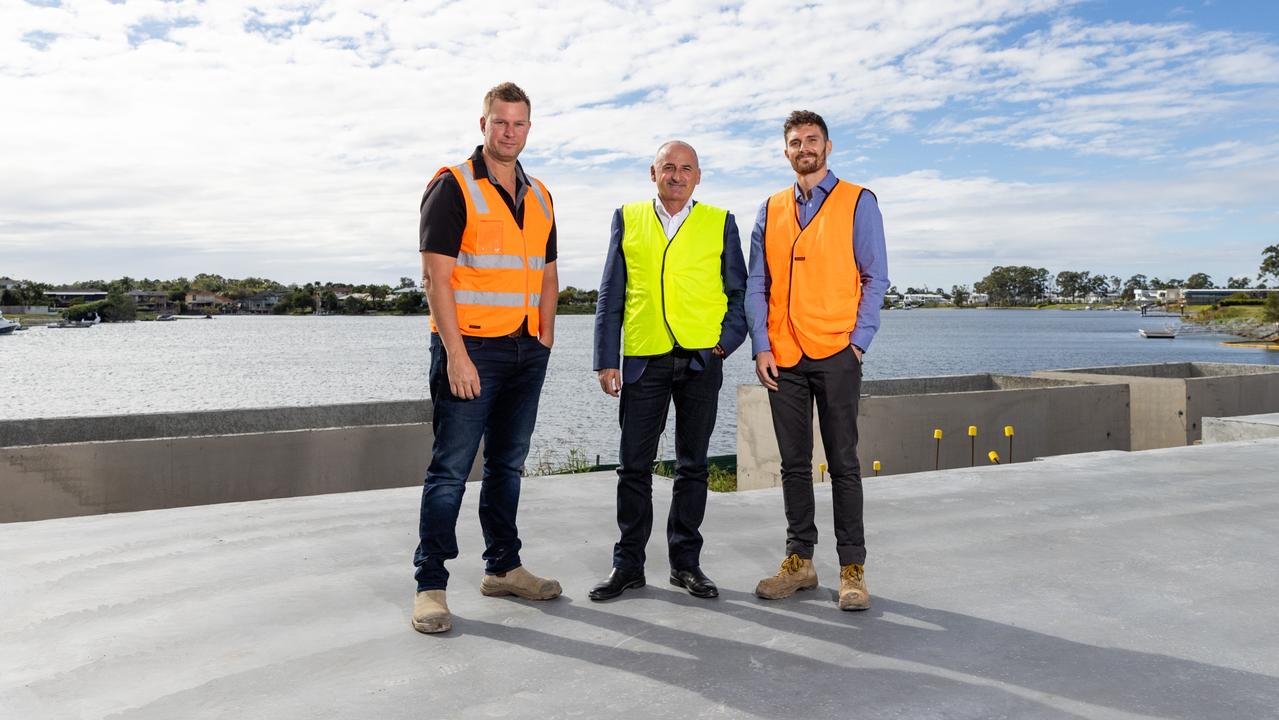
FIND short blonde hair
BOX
[483,82,531,117]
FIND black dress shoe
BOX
[670,567,718,599]
[588,568,645,601]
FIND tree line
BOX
[957,245,1279,307]
[1,273,602,318]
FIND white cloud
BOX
[1,0,1276,290]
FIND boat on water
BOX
[1139,327,1177,339]
[0,312,19,335]
[156,314,178,321]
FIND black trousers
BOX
[767,346,865,566]
[613,351,722,572]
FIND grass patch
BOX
[654,460,738,492]
[1192,305,1265,322]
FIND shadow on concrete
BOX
[460,590,1279,719]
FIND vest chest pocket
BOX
[476,220,505,254]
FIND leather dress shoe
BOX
[669,567,718,599]
[588,568,645,601]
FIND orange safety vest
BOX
[763,180,865,367]
[427,159,553,337]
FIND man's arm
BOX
[538,260,558,348]
[419,173,480,399]
[745,200,778,390]
[716,212,748,357]
[424,252,481,399]
[593,209,626,396]
[849,190,889,355]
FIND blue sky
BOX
[3,0,1278,292]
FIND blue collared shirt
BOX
[593,200,748,384]
[745,170,890,356]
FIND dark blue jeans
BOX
[613,351,722,572]
[414,332,550,591]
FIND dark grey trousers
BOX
[767,345,865,566]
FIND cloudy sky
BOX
[4,0,1278,291]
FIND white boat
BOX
[156,314,178,322]
[1139,327,1177,339]
[0,312,18,335]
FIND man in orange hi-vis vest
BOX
[411,83,561,634]
[746,110,890,612]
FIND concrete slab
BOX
[3,443,1279,719]
[1203,413,1279,443]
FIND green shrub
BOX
[1264,293,1279,323]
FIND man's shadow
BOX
[459,588,1279,719]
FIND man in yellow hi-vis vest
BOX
[590,141,747,601]
[411,83,561,634]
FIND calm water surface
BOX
[2,310,1274,464]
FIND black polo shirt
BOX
[419,146,558,261]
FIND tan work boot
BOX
[411,590,451,634]
[479,565,562,600]
[754,554,818,599]
[838,563,871,611]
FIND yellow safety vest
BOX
[621,201,728,356]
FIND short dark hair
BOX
[783,110,828,141]
[483,82,531,116]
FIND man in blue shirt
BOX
[746,110,890,611]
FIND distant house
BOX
[1083,291,1121,304]
[185,292,232,313]
[336,293,373,302]
[393,285,424,295]
[127,291,176,314]
[903,293,945,307]
[1175,287,1279,304]
[0,277,18,290]
[967,292,990,305]
[45,288,109,307]
[240,291,282,314]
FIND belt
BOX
[504,323,532,339]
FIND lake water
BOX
[2,310,1275,465]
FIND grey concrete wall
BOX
[1034,363,1279,449]
[0,400,432,447]
[737,374,1130,491]
[0,401,499,524]
[1202,413,1279,443]
[0,424,437,523]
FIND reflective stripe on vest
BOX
[621,201,728,356]
[763,181,863,367]
[427,159,553,337]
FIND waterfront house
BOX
[903,292,946,307]
[185,292,231,313]
[1173,287,1279,305]
[45,288,109,307]
[0,277,17,291]
[239,291,282,314]
[127,291,176,314]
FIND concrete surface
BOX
[4,440,1278,719]
[738,374,1130,489]
[1202,412,1279,443]
[1034,362,1279,450]
[0,400,432,447]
